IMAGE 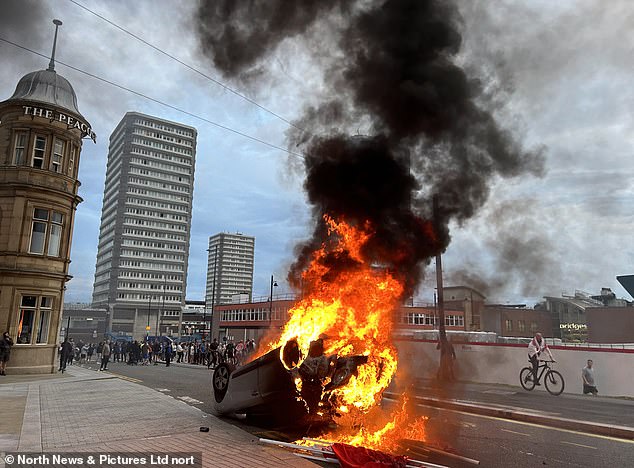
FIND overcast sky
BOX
[1,0,632,306]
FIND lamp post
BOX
[269,275,278,327]
[146,295,152,341]
[159,275,166,337]
[207,245,218,340]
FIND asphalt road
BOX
[77,359,634,467]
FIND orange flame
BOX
[265,215,426,447]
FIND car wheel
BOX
[213,363,232,403]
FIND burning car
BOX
[212,339,369,424]
[212,346,304,421]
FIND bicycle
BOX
[520,359,565,395]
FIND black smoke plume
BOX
[196,0,544,298]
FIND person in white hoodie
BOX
[527,332,554,385]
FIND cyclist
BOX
[527,332,555,385]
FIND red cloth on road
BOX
[331,443,408,468]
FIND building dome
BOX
[7,69,83,117]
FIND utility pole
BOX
[433,194,455,382]
[269,275,278,328]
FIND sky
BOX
[1,0,632,306]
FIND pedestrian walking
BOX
[582,359,598,396]
[0,331,14,376]
[100,340,111,371]
[87,343,95,362]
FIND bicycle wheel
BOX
[520,367,536,391]
[545,370,564,395]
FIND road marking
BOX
[412,402,634,445]
[501,429,530,437]
[110,373,143,383]
[483,390,517,396]
[156,388,172,393]
[177,396,204,405]
[561,441,597,450]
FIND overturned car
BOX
[212,339,368,425]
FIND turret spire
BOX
[47,19,63,72]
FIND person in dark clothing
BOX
[59,338,74,373]
[0,332,14,376]
[87,343,95,362]
[152,341,161,365]
[208,339,219,369]
[165,342,173,367]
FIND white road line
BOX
[411,402,634,445]
[561,441,597,450]
[501,429,530,437]
[177,396,204,405]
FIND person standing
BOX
[87,343,95,362]
[96,340,103,363]
[527,332,555,385]
[100,340,111,371]
[582,359,598,396]
[176,343,184,363]
[0,332,14,376]
[152,341,161,365]
[165,341,173,367]
[80,344,89,364]
[59,338,74,373]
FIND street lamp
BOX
[206,245,218,340]
[146,295,152,341]
[159,275,166,337]
[269,275,278,327]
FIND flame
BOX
[298,398,427,452]
[267,216,402,410]
[264,215,427,448]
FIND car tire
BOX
[213,363,232,403]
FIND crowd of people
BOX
[56,337,259,372]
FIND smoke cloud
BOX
[0,0,52,50]
[196,0,545,298]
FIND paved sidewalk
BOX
[0,367,316,467]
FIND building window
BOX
[518,320,526,333]
[17,296,37,344]
[48,212,63,256]
[68,145,76,177]
[17,295,53,345]
[29,209,48,254]
[530,321,538,333]
[13,131,28,165]
[505,319,513,332]
[51,138,65,173]
[32,135,47,169]
[29,208,64,257]
[36,297,52,344]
